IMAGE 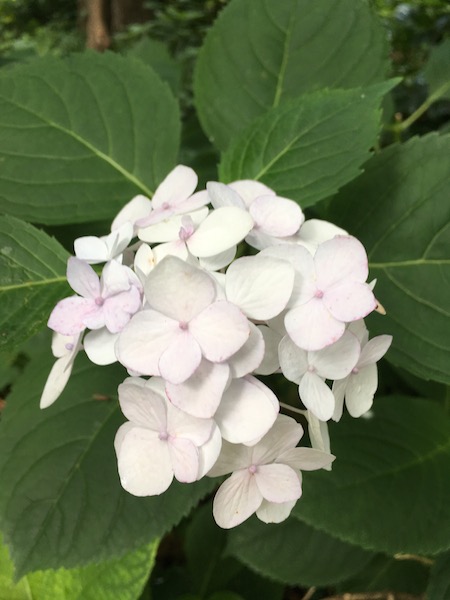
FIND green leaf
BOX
[424,39,450,101]
[427,551,450,600]
[293,396,450,555]
[337,555,430,595]
[0,52,180,224]
[0,353,214,578]
[126,38,181,96]
[227,516,374,586]
[194,0,389,150]
[0,532,158,600]
[328,133,450,383]
[0,216,69,355]
[219,83,394,209]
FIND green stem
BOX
[279,402,306,417]
[389,81,450,135]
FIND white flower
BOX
[40,332,82,408]
[74,222,133,264]
[115,377,221,496]
[209,415,334,528]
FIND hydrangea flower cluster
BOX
[41,165,392,529]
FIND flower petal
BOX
[207,440,253,477]
[229,180,275,208]
[48,296,97,335]
[255,463,302,503]
[74,236,108,263]
[228,322,264,378]
[324,281,377,323]
[213,470,262,529]
[116,309,179,376]
[190,301,249,363]
[39,352,76,409]
[285,299,345,351]
[358,335,392,369]
[111,194,152,230]
[278,335,308,383]
[310,330,360,380]
[254,325,282,376]
[225,255,294,320]
[305,411,331,458]
[197,424,223,479]
[315,236,369,289]
[138,208,208,243]
[165,360,230,418]
[296,218,348,254]
[256,499,297,524]
[187,207,253,257]
[252,414,304,465]
[83,328,118,365]
[159,331,202,384]
[214,376,278,445]
[331,377,348,422]
[345,364,378,418]
[207,181,246,209]
[116,425,173,496]
[144,255,216,322]
[118,378,167,430]
[249,195,304,237]
[299,371,335,421]
[199,245,237,272]
[277,447,335,471]
[169,437,199,483]
[151,165,198,210]
[67,257,100,298]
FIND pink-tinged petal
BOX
[159,330,202,384]
[166,401,214,446]
[260,244,316,306]
[215,376,278,445]
[48,296,97,335]
[197,425,222,479]
[305,411,331,458]
[138,207,209,242]
[118,379,167,430]
[226,256,294,320]
[252,414,304,465]
[285,299,345,351]
[255,325,282,376]
[256,499,297,524]
[134,244,156,282]
[67,257,100,298]
[103,287,142,333]
[207,440,253,477]
[228,322,264,379]
[101,260,135,296]
[277,447,335,471]
[229,180,275,208]
[358,335,392,369]
[116,310,179,375]
[207,181,246,210]
[345,364,378,418]
[187,206,254,258]
[74,236,108,263]
[84,328,118,365]
[278,335,308,383]
[245,229,281,251]
[169,436,199,483]
[151,165,198,210]
[199,246,236,272]
[250,195,304,237]
[315,236,369,289]
[177,189,209,213]
[111,194,152,231]
[213,470,262,529]
[51,331,79,358]
[299,371,335,421]
[310,330,360,380]
[166,360,230,418]
[39,352,76,409]
[297,219,348,254]
[144,256,216,322]
[255,463,301,503]
[116,425,173,496]
[190,301,249,362]
[331,377,348,422]
[348,319,369,345]
[324,281,377,323]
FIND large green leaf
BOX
[328,133,450,384]
[424,39,450,101]
[194,0,389,150]
[0,353,214,578]
[226,516,374,586]
[219,84,394,209]
[0,216,69,355]
[293,396,450,555]
[0,533,158,600]
[0,52,180,224]
[126,38,181,96]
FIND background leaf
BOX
[194,0,389,150]
[0,52,180,224]
[293,396,450,555]
[126,37,181,96]
[0,215,69,356]
[0,353,214,578]
[424,39,450,101]
[227,516,374,587]
[0,533,158,600]
[427,551,450,600]
[328,133,450,384]
[219,83,394,209]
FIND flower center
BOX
[95,297,104,306]
[352,366,359,374]
[314,289,324,299]
[161,202,171,210]
[159,431,169,441]
[248,464,258,474]
[307,364,316,373]
[65,343,74,351]
[179,321,188,331]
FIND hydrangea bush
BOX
[0,0,449,598]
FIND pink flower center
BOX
[159,431,169,441]
[248,464,258,474]
[95,297,104,306]
[307,364,316,373]
[161,202,171,210]
[65,343,74,351]
[179,321,188,331]
[314,289,324,299]
[352,367,359,374]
